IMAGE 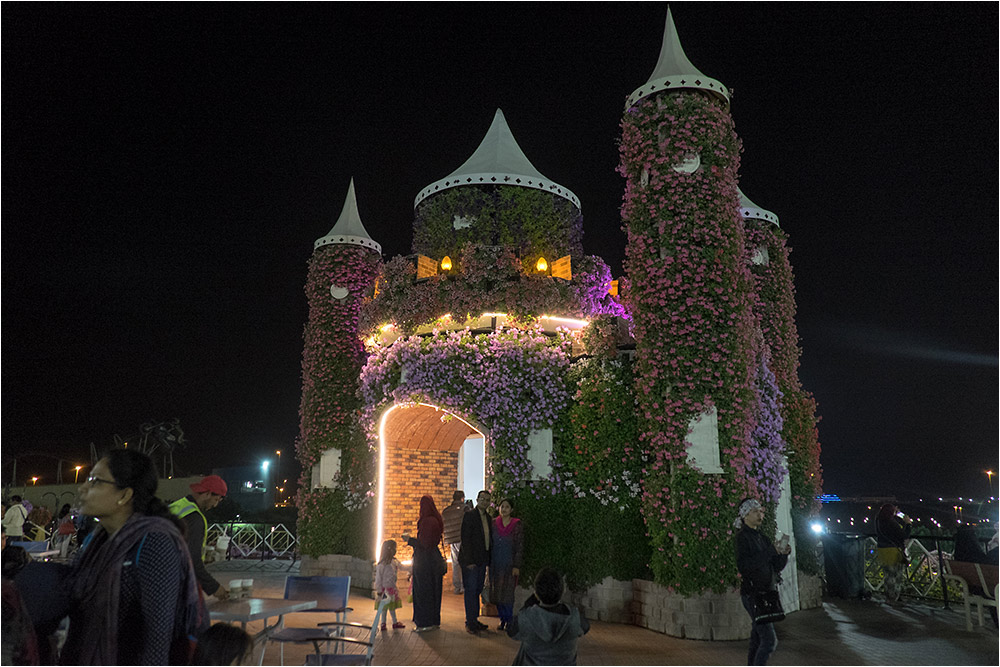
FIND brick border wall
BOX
[382,448,456,565]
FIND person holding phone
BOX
[874,503,912,604]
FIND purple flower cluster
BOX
[359,327,573,493]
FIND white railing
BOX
[207,523,298,560]
[862,536,956,600]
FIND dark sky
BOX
[3,4,997,499]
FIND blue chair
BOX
[263,576,353,665]
[306,597,390,666]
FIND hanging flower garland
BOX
[362,245,624,336]
[748,338,786,504]
[744,220,823,572]
[296,244,381,556]
[358,327,573,495]
[620,91,758,594]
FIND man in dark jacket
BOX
[507,567,589,665]
[168,475,229,600]
[458,489,492,634]
[442,490,466,595]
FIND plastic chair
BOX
[305,597,390,666]
[262,575,353,665]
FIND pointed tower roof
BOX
[626,7,730,109]
[739,188,780,227]
[315,178,382,253]
[414,109,580,209]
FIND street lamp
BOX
[31,476,39,486]
[74,466,83,483]
[986,470,994,497]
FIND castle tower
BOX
[619,8,759,593]
[740,188,823,574]
[297,179,382,556]
[413,108,583,269]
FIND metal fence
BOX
[861,535,965,606]
[207,522,298,561]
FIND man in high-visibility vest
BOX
[169,474,229,600]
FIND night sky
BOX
[3,4,997,500]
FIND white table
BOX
[209,597,318,665]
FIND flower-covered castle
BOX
[296,9,822,635]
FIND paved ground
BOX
[208,562,999,666]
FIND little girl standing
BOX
[375,539,407,631]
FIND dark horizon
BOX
[3,4,997,501]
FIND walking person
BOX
[374,540,407,631]
[735,498,789,666]
[490,498,524,631]
[402,495,444,632]
[874,503,911,604]
[441,491,466,595]
[61,449,205,665]
[459,489,493,635]
[168,475,230,600]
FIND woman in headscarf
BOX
[402,495,444,632]
[734,498,789,666]
[61,449,204,664]
[874,503,911,604]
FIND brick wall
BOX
[382,447,457,565]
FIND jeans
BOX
[450,543,463,593]
[463,564,487,628]
[741,594,778,665]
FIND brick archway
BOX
[376,403,488,563]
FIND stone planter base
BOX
[306,555,815,639]
[797,572,823,610]
[299,554,375,596]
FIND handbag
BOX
[433,539,448,578]
[752,589,785,624]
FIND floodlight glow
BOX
[810,522,824,534]
[262,461,270,471]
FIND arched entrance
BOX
[375,403,489,562]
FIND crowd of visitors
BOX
[6,461,1000,666]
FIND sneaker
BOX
[476,620,489,631]
[392,622,405,629]
[414,626,434,633]
[498,620,506,631]
[380,623,387,632]
[466,625,480,635]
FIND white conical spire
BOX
[739,188,780,227]
[626,7,730,109]
[414,109,580,209]
[315,178,382,253]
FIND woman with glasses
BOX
[61,449,205,665]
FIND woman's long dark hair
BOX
[104,448,185,534]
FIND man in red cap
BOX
[169,475,229,600]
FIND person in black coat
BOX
[458,489,493,634]
[735,498,789,666]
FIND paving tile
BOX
[209,565,998,666]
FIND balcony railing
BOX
[207,522,298,561]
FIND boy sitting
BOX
[506,568,589,665]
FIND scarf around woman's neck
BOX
[494,515,520,537]
[65,513,201,665]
